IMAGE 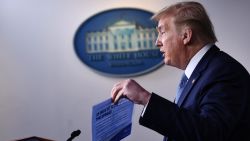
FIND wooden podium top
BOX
[14,136,55,141]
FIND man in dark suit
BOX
[111,1,250,141]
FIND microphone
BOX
[67,129,81,141]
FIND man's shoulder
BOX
[212,50,246,71]
[205,49,249,80]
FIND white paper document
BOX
[92,98,134,141]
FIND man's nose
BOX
[155,36,162,48]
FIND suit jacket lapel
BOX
[177,46,220,107]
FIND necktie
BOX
[175,73,188,104]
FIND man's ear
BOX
[182,27,192,45]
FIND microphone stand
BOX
[67,130,81,141]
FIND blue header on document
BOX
[92,98,134,141]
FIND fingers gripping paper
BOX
[92,98,134,141]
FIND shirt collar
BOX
[185,43,213,79]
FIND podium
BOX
[14,136,54,141]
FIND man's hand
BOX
[111,79,151,106]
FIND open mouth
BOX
[160,50,165,57]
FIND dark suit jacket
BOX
[139,46,250,141]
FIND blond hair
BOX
[152,1,217,43]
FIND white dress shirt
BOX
[185,43,213,78]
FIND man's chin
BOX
[164,59,170,65]
[164,60,178,69]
